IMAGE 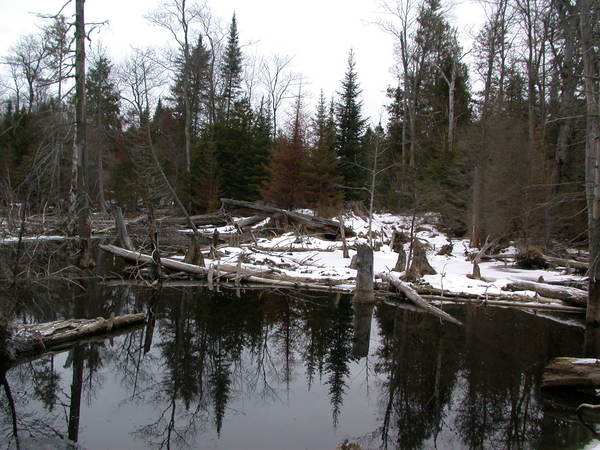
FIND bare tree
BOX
[72,0,93,268]
[261,54,300,138]
[146,0,207,177]
[3,34,49,113]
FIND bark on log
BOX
[542,357,600,389]
[503,280,588,306]
[10,313,146,358]
[381,272,462,326]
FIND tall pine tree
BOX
[304,91,343,214]
[220,14,243,120]
[335,50,366,200]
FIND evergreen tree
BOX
[220,14,243,120]
[208,99,269,202]
[335,50,366,200]
[171,35,210,135]
[262,90,308,209]
[86,53,120,209]
[304,90,343,214]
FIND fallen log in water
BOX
[380,272,462,326]
[8,312,146,359]
[542,357,600,389]
[422,294,586,314]
[503,280,587,307]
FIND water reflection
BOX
[0,283,596,449]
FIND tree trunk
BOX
[353,244,375,302]
[579,0,600,325]
[74,0,93,269]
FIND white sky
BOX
[0,0,484,125]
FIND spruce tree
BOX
[220,14,243,120]
[304,90,343,214]
[335,50,366,200]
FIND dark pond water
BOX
[1,280,598,449]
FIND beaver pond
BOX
[1,279,598,449]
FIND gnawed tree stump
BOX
[393,247,407,272]
[406,239,436,281]
[542,357,600,389]
[503,280,587,307]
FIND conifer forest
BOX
[1,0,600,448]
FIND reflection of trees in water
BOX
[373,304,587,450]
[374,305,459,450]
[2,283,592,449]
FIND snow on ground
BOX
[191,211,586,299]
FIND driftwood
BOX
[542,357,600,389]
[381,272,462,326]
[221,198,350,235]
[9,313,146,359]
[503,280,587,306]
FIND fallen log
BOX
[488,253,589,270]
[100,244,349,287]
[422,295,586,314]
[380,272,462,326]
[542,357,600,389]
[503,280,587,307]
[9,312,146,359]
[221,198,351,235]
[156,212,228,227]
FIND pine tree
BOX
[86,54,120,209]
[335,50,366,200]
[304,91,343,214]
[220,14,243,120]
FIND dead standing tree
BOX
[71,0,93,268]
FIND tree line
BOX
[0,0,598,256]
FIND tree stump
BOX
[406,240,436,281]
[393,247,407,272]
[353,244,375,302]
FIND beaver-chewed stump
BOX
[542,357,600,389]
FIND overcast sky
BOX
[0,0,484,125]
